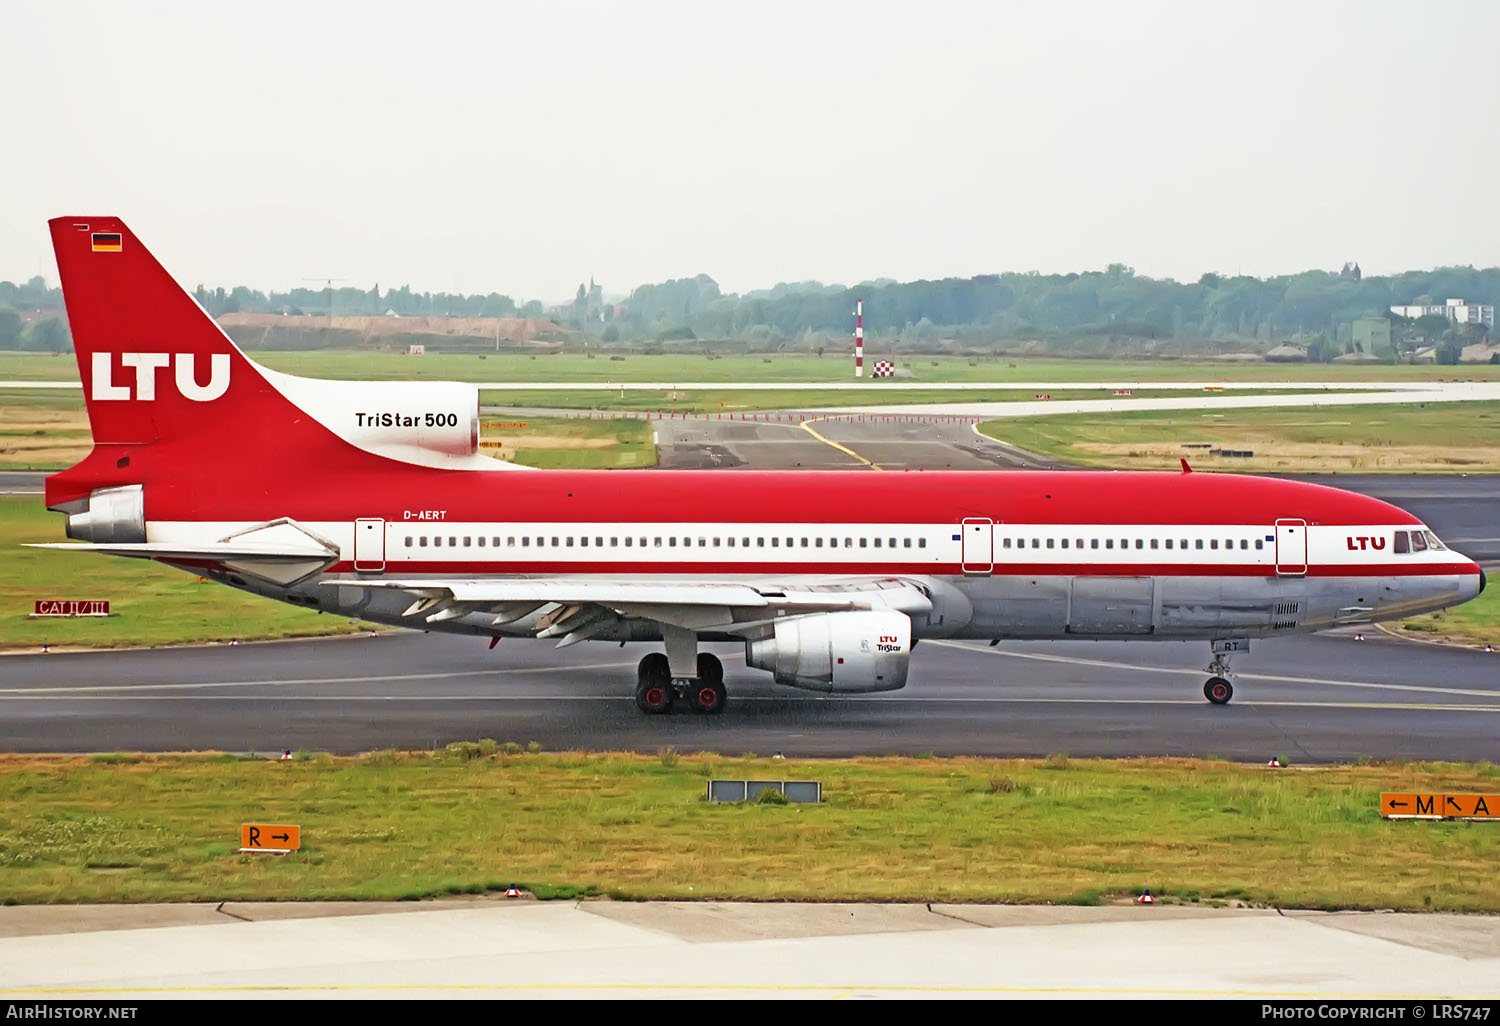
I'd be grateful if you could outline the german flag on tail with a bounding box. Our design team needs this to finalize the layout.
[90,232,122,253]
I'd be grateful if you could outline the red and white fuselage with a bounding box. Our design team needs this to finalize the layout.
[39,217,1486,707]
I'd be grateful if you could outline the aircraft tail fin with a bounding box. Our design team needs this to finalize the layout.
[48,216,286,448]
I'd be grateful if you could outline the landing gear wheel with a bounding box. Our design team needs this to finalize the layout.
[686,654,727,715]
[687,653,726,714]
[636,679,674,714]
[636,653,673,714]
[1204,676,1234,705]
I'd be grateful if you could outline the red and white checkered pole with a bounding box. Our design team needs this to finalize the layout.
[854,298,864,378]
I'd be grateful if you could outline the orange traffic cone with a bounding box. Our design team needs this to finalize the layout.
[1136,890,1156,904]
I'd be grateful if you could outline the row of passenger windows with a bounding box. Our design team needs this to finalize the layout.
[1002,536,1266,552]
[404,534,930,550]
[399,532,1272,553]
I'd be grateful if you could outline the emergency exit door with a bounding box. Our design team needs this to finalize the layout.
[354,518,385,572]
[961,517,993,575]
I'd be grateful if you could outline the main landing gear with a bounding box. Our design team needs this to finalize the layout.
[635,652,726,715]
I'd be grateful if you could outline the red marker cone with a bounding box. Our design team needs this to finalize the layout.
[1353,632,1364,642]
[505,884,521,898]
[1486,643,1494,653]
[1136,890,1156,904]
[40,644,49,654]
[1267,758,1282,768]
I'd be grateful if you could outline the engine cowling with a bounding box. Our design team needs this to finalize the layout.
[64,484,146,543]
[745,610,911,693]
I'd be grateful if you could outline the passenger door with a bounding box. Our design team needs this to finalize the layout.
[1274,519,1307,577]
[354,518,386,573]
[961,518,993,575]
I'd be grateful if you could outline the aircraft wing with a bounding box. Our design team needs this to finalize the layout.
[337,576,934,644]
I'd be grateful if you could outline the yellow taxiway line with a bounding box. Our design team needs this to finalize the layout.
[799,417,882,471]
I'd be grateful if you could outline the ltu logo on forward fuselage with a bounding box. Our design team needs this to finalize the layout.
[90,352,230,402]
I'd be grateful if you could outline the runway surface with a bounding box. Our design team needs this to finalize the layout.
[0,471,45,495]
[3,628,1497,761]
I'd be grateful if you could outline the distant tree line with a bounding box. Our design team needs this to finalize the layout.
[190,283,545,320]
[3,262,1495,357]
[622,264,1497,353]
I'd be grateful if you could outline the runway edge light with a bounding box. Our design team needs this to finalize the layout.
[1137,890,1156,904]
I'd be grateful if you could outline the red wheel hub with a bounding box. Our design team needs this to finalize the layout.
[645,686,667,708]
[696,688,719,709]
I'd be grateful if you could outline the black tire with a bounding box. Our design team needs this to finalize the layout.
[1204,676,1233,705]
[636,654,673,714]
[638,653,670,685]
[696,653,724,687]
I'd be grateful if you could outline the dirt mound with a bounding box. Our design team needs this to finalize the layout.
[218,313,576,344]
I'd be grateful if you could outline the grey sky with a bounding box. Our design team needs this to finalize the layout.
[5,0,1498,301]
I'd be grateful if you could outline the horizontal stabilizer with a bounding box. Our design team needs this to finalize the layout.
[28,540,335,560]
[29,520,340,587]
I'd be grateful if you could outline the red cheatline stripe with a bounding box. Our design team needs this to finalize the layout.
[281,559,1479,578]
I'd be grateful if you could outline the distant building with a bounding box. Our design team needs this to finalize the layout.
[1351,317,1393,357]
[1339,261,1362,281]
[1389,298,1494,328]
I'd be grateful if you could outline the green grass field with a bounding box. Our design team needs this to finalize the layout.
[5,349,1498,384]
[2,751,1497,909]
[980,402,1500,473]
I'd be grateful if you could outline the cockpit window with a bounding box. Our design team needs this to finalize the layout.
[1425,531,1446,551]
[1411,531,1428,552]
[1394,531,1410,554]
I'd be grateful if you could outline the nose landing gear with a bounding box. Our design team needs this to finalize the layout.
[1203,642,1243,705]
[1204,676,1233,705]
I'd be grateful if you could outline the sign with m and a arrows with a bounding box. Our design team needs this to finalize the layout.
[239,823,302,853]
[1380,793,1498,820]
